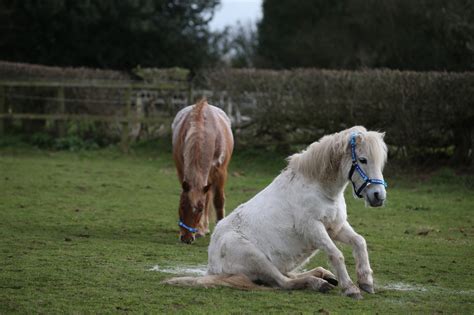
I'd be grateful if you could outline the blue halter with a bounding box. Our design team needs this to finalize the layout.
[178,220,198,234]
[349,133,387,198]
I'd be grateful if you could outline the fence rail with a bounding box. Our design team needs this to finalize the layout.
[0,79,191,152]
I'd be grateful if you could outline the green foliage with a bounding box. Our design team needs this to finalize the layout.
[0,147,473,313]
[258,0,474,70]
[53,136,100,151]
[30,133,54,148]
[0,0,220,69]
[29,133,101,151]
[28,120,110,151]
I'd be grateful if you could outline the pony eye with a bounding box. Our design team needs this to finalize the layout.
[359,158,368,164]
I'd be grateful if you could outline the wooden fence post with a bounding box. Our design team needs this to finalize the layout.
[0,86,5,136]
[121,88,132,153]
[57,86,66,137]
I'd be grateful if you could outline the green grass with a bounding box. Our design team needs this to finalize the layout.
[0,144,473,314]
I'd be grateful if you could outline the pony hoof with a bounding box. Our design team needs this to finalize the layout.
[347,292,363,300]
[343,286,362,299]
[323,275,338,287]
[358,282,374,294]
[319,281,334,293]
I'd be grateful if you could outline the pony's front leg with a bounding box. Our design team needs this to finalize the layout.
[309,221,362,299]
[333,221,374,293]
[197,191,212,237]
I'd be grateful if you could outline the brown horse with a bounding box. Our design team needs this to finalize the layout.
[172,99,234,244]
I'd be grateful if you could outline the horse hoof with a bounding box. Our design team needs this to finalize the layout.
[347,292,363,300]
[358,282,374,294]
[318,281,334,293]
[323,275,338,287]
[343,286,363,299]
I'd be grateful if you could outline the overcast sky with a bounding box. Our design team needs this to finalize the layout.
[209,0,263,31]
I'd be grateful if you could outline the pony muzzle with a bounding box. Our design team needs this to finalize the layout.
[365,185,386,207]
[180,233,195,244]
[178,220,198,244]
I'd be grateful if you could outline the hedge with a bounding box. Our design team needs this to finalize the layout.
[198,68,473,164]
[1,62,472,164]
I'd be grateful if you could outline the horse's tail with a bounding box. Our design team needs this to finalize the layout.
[162,274,270,291]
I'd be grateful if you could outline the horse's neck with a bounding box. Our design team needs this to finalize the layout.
[285,168,347,201]
[320,177,349,200]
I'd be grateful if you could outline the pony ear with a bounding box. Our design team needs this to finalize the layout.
[203,183,211,193]
[182,181,190,192]
[354,133,363,145]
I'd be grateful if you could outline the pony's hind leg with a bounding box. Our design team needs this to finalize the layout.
[253,258,333,292]
[217,236,334,293]
[288,267,338,286]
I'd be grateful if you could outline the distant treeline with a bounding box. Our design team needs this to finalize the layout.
[0,0,220,69]
[257,0,474,71]
[0,0,472,71]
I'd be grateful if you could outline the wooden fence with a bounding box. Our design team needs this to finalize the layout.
[0,79,191,152]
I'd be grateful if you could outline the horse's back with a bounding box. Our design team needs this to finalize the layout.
[172,103,233,184]
[172,103,233,148]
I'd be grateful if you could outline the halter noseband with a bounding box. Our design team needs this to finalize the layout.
[348,133,387,198]
[178,220,198,234]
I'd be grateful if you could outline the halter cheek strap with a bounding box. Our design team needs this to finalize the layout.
[349,133,388,198]
[178,220,198,234]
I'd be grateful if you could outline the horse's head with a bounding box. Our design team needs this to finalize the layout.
[178,180,211,244]
[346,131,388,207]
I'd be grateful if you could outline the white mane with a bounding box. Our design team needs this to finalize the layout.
[288,126,387,182]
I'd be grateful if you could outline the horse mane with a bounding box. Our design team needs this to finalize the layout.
[183,98,214,186]
[288,126,387,182]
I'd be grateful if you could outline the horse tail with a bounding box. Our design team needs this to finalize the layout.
[162,274,271,291]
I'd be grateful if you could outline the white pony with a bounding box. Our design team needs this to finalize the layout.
[165,126,388,299]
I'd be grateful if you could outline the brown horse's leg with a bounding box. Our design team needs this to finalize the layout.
[197,191,212,237]
[213,171,227,222]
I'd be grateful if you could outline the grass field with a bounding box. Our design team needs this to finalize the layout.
[1,143,473,314]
